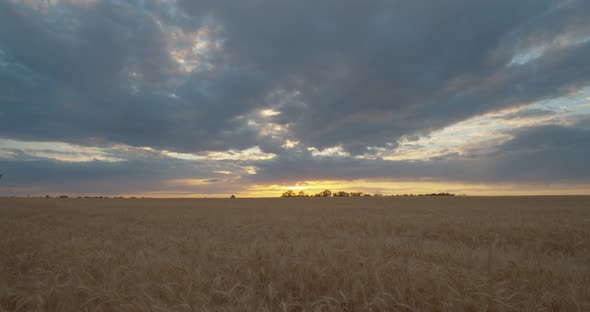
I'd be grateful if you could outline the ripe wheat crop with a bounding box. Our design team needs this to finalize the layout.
[1,196,589,311]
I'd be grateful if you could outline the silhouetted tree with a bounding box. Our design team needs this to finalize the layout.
[297,191,309,197]
[281,190,297,197]
[333,191,350,197]
[276,189,457,198]
[424,192,455,196]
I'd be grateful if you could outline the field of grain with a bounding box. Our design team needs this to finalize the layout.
[0,197,589,311]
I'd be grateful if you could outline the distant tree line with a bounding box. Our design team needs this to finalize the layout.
[42,195,147,199]
[421,192,456,196]
[280,190,458,197]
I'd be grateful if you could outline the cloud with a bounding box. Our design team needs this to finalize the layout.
[498,108,558,120]
[0,155,253,196]
[2,0,590,154]
[178,0,590,153]
[1,119,588,196]
[250,120,590,185]
[0,140,256,196]
[0,1,261,152]
[1,0,590,195]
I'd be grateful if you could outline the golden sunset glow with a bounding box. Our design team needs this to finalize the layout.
[238,180,590,198]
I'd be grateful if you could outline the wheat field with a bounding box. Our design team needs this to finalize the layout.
[0,196,589,311]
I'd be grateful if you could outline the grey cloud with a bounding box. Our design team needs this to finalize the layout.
[250,121,590,185]
[0,1,262,152]
[2,0,589,154]
[0,151,252,196]
[499,123,590,153]
[2,0,590,191]
[179,0,590,152]
[1,121,587,196]
[498,108,558,120]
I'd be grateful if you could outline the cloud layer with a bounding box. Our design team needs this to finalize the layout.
[1,0,590,195]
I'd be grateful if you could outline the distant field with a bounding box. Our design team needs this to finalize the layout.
[1,197,589,311]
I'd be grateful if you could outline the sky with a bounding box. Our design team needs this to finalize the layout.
[1,0,590,197]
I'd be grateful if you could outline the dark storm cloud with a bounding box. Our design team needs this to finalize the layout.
[2,0,590,153]
[179,0,590,153]
[0,1,261,152]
